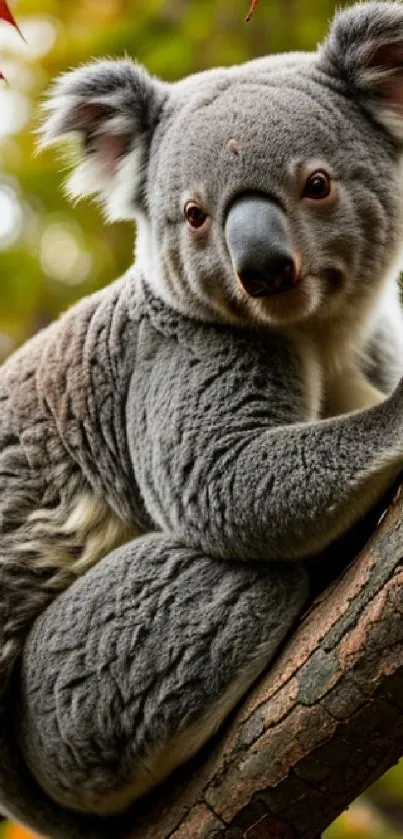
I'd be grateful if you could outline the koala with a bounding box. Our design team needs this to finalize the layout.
[2,3,403,837]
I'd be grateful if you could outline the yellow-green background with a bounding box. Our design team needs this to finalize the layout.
[0,0,402,836]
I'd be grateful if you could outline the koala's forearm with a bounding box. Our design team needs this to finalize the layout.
[129,314,403,561]
[136,390,403,561]
[215,402,401,559]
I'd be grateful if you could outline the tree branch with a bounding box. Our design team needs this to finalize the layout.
[245,0,261,23]
[120,484,403,839]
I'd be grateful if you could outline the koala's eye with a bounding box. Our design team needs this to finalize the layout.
[184,201,208,229]
[302,170,331,200]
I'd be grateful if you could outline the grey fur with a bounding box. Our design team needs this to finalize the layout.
[2,3,403,836]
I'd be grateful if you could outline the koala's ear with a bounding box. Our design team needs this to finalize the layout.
[39,59,168,220]
[321,2,403,142]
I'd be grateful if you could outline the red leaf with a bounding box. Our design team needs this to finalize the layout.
[0,1,24,80]
[0,1,24,40]
[245,0,261,22]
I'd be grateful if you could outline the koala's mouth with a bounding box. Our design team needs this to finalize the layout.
[237,265,302,298]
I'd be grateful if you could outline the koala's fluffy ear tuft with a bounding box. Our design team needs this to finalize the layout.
[39,59,168,220]
[321,2,403,142]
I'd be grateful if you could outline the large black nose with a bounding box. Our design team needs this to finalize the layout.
[225,194,299,298]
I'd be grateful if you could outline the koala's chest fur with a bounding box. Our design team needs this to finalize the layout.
[19,492,139,587]
[291,315,385,421]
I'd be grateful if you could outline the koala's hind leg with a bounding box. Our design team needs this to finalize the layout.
[16,533,308,819]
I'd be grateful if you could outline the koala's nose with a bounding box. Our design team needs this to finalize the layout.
[225,194,299,297]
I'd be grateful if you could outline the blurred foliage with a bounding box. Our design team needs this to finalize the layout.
[1,0,403,837]
[326,763,403,839]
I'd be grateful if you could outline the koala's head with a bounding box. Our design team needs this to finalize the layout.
[41,2,403,329]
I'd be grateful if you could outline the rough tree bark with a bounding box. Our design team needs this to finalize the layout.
[114,482,403,839]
